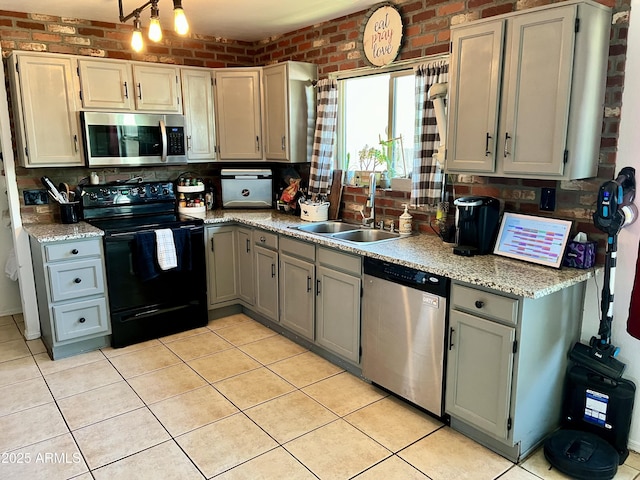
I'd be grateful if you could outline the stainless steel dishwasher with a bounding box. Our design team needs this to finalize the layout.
[362,257,449,416]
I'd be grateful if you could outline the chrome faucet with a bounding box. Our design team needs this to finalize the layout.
[361,172,376,227]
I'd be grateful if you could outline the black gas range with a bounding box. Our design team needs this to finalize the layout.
[81,181,208,348]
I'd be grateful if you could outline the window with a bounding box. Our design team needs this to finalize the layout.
[338,70,415,178]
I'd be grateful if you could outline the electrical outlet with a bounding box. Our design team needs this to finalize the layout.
[23,189,49,205]
[540,187,556,211]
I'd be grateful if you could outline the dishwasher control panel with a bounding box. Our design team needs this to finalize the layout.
[363,257,449,296]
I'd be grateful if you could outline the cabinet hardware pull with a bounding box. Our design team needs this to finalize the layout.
[71,249,79,255]
[449,327,455,350]
[123,81,129,99]
[74,278,82,284]
[137,82,142,100]
[504,132,511,157]
[485,132,492,156]
[246,238,250,253]
[306,276,311,293]
[256,136,260,151]
[316,279,321,296]
[186,135,192,151]
[260,236,266,242]
[73,135,78,153]
[271,263,276,278]
[78,317,86,323]
[210,238,214,252]
[281,135,286,150]
[475,300,484,309]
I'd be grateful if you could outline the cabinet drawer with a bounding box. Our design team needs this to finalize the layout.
[318,247,361,276]
[45,239,102,262]
[254,230,278,250]
[451,283,519,325]
[279,236,315,261]
[52,297,110,342]
[48,259,105,302]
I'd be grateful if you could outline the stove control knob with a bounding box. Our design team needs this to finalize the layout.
[150,186,158,195]
[162,188,169,196]
[89,193,98,200]
[138,186,146,195]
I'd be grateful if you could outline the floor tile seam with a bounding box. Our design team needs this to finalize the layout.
[133,380,209,407]
[169,343,238,363]
[237,346,310,366]
[157,328,221,345]
[0,393,55,420]
[0,352,34,367]
[263,362,345,389]
[499,464,545,479]
[345,453,413,480]
[99,342,163,359]
[35,351,109,377]
[201,444,285,479]
[45,374,124,401]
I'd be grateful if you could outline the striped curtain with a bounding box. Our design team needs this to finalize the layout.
[308,79,338,195]
[411,60,449,207]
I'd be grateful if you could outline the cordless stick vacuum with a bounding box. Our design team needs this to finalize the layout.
[569,167,637,379]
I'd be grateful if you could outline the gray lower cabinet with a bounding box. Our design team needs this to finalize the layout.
[206,225,238,306]
[30,236,111,359]
[279,237,315,341]
[236,226,255,305]
[445,280,585,462]
[315,247,361,364]
[254,230,279,321]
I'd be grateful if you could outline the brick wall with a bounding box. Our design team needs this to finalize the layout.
[0,0,632,262]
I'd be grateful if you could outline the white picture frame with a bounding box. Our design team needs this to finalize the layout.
[493,213,573,269]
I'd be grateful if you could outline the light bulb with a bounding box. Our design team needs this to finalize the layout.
[174,7,189,35]
[131,29,144,52]
[148,17,162,42]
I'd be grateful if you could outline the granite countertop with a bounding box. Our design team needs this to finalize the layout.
[24,209,595,299]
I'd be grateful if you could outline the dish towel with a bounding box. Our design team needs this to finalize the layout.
[628,240,640,340]
[155,229,178,271]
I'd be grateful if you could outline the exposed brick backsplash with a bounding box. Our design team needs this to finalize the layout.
[0,0,631,264]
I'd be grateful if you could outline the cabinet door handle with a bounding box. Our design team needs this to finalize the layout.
[71,249,79,255]
[246,238,250,253]
[306,276,311,293]
[449,327,455,350]
[281,135,286,150]
[73,134,78,153]
[123,81,129,99]
[504,132,511,157]
[210,237,214,252]
[137,82,142,100]
[74,278,82,284]
[316,279,321,296]
[475,300,484,309]
[256,136,260,152]
[78,317,86,324]
[271,263,276,278]
[485,132,492,156]
[186,135,192,151]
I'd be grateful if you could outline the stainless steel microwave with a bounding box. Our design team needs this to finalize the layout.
[80,112,187,167]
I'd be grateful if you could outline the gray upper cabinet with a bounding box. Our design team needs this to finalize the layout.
[214,68,263,160]
[181,68,217,162]
[263,62,318,163]
[446,1,610,180]
[8,52,83,167]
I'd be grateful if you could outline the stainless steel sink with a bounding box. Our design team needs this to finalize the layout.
[331,229,401,243]
[295,221,361,234]
[294,221,403,244]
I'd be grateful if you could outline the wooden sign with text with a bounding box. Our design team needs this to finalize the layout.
[361,4,403,67]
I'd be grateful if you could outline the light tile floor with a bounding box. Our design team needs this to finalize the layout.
[0,312,639,479]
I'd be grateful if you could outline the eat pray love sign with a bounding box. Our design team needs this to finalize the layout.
[361,4,403,67]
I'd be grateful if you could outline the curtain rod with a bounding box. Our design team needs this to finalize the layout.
[328,53,450,81]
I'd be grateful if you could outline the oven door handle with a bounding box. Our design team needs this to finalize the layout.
[106,225,203,240]
[159,118,168,163]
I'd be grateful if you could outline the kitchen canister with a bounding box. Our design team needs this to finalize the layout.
[299,199,330,222]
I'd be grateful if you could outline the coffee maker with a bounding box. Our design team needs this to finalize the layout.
[453,196,501,256]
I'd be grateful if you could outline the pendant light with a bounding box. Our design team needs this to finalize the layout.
[148,1,162,42]
[173,0,189,35]
[131,14,144,52]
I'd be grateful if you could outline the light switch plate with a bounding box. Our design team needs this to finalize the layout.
[540,188,556,211]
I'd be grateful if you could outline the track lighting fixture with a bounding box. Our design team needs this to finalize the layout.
[118,0,189,51]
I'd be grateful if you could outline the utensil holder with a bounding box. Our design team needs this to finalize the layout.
[60,202,80,224]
